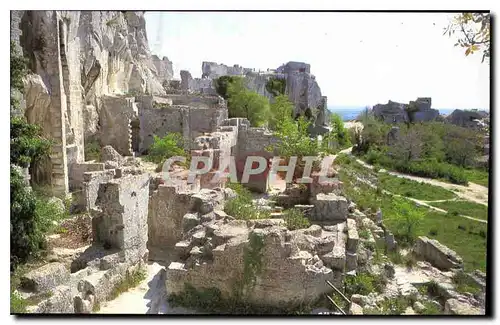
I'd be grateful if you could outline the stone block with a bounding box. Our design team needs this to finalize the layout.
[312,193,348,221]
[20,263,70,293]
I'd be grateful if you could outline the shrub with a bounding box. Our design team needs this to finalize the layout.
[283,208,310,230]
[265,77,286,97]
[268,95,294,131]
[10,168,45,269]
[344,272,386,296]
[224,183,270,220]
[144,133,187,165]
[388,198,424,245]
[84,139,101,161]
[452,272,482,295]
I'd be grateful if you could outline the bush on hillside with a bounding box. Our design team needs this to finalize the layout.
[145,133,187,166]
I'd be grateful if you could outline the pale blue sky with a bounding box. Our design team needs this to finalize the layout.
[145,12,490,109]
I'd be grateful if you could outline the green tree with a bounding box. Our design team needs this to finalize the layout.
[444,13,490,63]
[227,81,270,126]
[389,198,424,244]
[444,126,481,167]
[214,75,240,99]
[268,94,294,131]
[329,113,351,148]
[265,77,286,97]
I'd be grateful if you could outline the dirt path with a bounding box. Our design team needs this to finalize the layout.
[333,149,487,224]
[339,147,489,206]
[97,262,198,314]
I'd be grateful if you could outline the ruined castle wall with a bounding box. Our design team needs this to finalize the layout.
[92,173,150,263]
[81,169,116,212]
[138,104,228,153]
[99,96,137,156]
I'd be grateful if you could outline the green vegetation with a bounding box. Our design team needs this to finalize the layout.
[106,267,146,302]
[268,94,294,131]
[283,208,310,230]
[378,295,415,315]
[325,113,351,151]
[84,139,102,161]
[344,272,386,296]
[214,76,271,126]
[10,119,52,269]
[224,183,270,220]
[144,133,188,167]
[236,232,265,299]
[265,77,286,97]
[445,13,490,63]
[378,173,456,201]
[337,159,487,271]
[430,200,488,220]
[452,272,482,295]
[464,168,489,187]
[353,115,487,186]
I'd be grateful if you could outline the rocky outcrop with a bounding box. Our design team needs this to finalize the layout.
[152,55,173,84]
[414,236,463,270]
[373,98,439,123]
[445,109,489,129]
[166,218,345,311]
[194,61,327,121]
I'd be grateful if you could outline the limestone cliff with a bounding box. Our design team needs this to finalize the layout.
[191,61,328,125]
[13,10,165,194]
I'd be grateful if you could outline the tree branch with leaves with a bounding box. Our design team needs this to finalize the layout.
[444,13,490,63]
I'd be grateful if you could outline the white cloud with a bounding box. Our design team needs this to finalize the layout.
[145,12,489,109]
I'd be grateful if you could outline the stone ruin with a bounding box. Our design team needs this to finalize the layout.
[11,10,486,315]
[372,98,439,124]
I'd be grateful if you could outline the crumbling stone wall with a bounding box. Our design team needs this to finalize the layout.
[166,219,345,310]
[92,173,150,263]
[99,96,138,156]
[138,103,228,153]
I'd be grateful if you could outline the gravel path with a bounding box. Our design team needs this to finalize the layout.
[97,262,198,314]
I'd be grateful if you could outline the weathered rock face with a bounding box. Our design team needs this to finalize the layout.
[445,109,490,129]
[196,61,326,119]
[152,55,173,84]
[14,10,165,196]
[372,98,439,124]
[77,11,165,100]
[414,236,463,270]
[20,262,71,293]
[166,219,345,310]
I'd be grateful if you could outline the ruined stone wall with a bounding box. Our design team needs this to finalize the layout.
[99,96,138,156]
[138,103,228,153]
[92,173,150,263]
[166,221,345,309]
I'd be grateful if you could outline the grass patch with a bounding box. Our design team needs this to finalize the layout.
[84,139,101,162]
[224,183,270,220]
[338,163,487,272]
[106,267,146,302]
[283,208,310,230]
[378,173,456,201]
[452,272,482,295]
[464,168,489,187]
[421,300,442,315]
[358,228,370,240]
[344,272,387,296]
[429,200,488,220]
